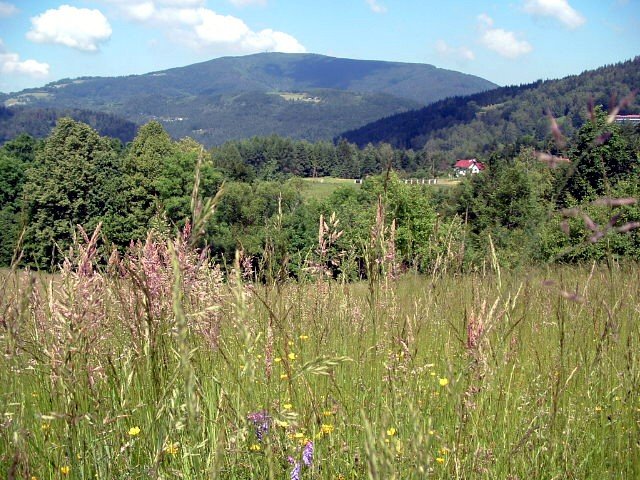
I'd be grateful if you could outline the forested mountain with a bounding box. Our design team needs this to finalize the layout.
[0,106,137,144]
[2,53,495,146]
[341,57,640,167]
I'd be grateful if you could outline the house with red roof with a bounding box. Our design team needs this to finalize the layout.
[454,158,485,177]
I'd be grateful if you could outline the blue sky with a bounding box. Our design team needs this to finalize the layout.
[1,0,638,93]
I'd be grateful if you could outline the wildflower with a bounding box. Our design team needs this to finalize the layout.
[294,432,304,439]
[280,373,289,380]
[60,466,70,475]
[439,447,450,455]
[428,430,435,435]
[283,403,293,410]
[288,457,301,480]
[275,357,282,363]
[439,378,449,387]
[247,411,270,441]
[323,410,333,417]
[164,442,179,456]
[128,426,141,436]
[288,341,294,346]
[386,427,396,436]
[436,457,445,464]
[288,352,297,361]
[41,423,50,432]
[302,440,314,466]
[299,335,309,340]
[595,406,602,412]
[321,424,334,435]
[249,443,261,451]
[275,420,289,428]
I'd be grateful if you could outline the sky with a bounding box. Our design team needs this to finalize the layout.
[0,0,638,93]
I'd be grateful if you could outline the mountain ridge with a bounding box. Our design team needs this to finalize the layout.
[340,57,640,165]
[2,52,497,146]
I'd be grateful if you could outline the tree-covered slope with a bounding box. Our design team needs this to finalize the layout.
[0,106,137,144]
[341,57,640,165]
[2,53,496,146]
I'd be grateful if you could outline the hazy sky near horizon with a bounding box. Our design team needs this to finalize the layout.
[0,0,638,93]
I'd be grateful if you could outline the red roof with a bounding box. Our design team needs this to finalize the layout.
[454,159,485,170]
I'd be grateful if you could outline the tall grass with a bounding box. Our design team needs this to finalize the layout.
[1,220,638,478]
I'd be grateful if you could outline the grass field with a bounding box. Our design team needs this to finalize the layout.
[299,177,361,200]
[1,228,639,479]
[298,177,459,201]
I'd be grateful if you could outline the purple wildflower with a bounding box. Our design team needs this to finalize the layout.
[290,461,301,480]
[302,441,314,467]
[247,411,270,441]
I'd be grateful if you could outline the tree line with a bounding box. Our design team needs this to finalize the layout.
[1,111,638,275]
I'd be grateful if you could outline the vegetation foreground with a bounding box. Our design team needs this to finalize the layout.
[1,224,638,479]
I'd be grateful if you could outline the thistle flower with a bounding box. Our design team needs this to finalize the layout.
[302,441,314,467]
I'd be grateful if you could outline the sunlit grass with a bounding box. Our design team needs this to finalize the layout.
[1,245,639,478]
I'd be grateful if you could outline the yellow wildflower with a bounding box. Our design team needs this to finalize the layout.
[439,378,449,387]
[288,340,294,346]
[428,430,435,435]
[595,406,602,412]
[275,420,289,428]
[294,432,304,439]
[435,457,445,464]
[280,373,289,380]
[164,442,179,456]
[41,423,50,432]
[60,466,70,475]
[288,352,297,361]
[439,447,450,455]
[321,424,334,435]
[323,410,333,417]
[274,357,282,363]
[128,426,141,436]
[299,335,309,340]
[249,444,261,451]
[283,403,293,410]
[386,427,396,436]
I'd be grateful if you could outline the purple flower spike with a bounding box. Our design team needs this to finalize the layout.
[302,441,314,467]
[290,461,301,480]
[247,411,270,441]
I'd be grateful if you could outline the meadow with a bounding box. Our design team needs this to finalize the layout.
[1,223,638,479]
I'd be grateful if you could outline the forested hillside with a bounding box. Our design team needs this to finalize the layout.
[2,53,495,146]
[0,106,137,144]
[342,57,640,167]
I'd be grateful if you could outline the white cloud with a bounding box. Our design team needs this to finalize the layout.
[436,40,475,61]
[523,0,585,29]
[365,0,387,14]
[0,2,18,17]
[0,39,50,77]
[27,5,112,52]
[478,14,532,59]
[100,1,305,54]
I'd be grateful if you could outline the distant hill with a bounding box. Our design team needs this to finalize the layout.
[2,53,496,146]
[0,106,137,144]
[341,57,640,166]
